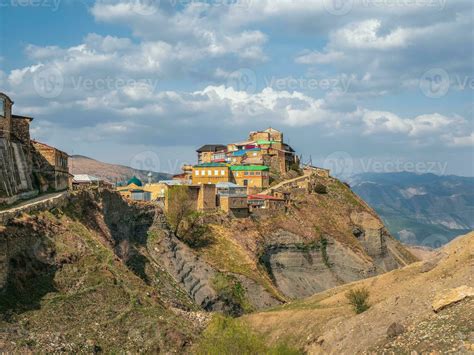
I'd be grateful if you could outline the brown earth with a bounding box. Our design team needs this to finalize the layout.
[242,231,474,354]
[70,155,170,183]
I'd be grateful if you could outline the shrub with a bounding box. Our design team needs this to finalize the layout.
[346,287,370,314]
[314,183,328,194]
[165,186,213,248]
[212,273,253,315]
[195,315,302,355]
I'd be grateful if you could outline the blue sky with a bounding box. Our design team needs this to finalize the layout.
[0,0,473,176]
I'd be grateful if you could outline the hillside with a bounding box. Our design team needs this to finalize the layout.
[350,172,474,246]
[70,155,171,183]
[0,175,418,352]
[242,231,474,354]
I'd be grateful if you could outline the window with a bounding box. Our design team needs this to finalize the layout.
[244,172,249,176]
[214,170,219,176]
[207,170,212,176]
[250,172,255,176]
[256,171,261,176]
[221,170,225,176]
[0,97,4,118]
[195,170,199,176]
[253,152,257,156]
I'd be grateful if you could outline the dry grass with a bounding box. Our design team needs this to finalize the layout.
[242,232,474,353]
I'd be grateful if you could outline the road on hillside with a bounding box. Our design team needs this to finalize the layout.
[0,191,67,215]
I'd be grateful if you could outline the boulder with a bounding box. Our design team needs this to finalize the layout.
[387,322,405,338]
[432,285,474,312]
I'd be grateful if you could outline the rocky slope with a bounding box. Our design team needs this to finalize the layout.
[242,231,474,354]
[0,175,417,352]
[70,155,171,183]
[350,172,474,246]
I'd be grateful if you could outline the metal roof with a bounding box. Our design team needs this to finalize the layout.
[216,182,241,188]
[158,180,186,186]
[127,176,143,187]
[194,162,229,168]
[196,144,226,152]
[230,165,269,171]
[231,148,261,157]
[73,174,101,183]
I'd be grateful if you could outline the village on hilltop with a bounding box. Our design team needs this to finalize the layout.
[1,91,330,217]
[114,128,330,216]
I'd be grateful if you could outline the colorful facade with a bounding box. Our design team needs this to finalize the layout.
[230,165,270,188]
[192,163,231,185]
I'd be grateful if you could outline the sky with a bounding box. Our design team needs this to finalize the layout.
[0,0,473,176]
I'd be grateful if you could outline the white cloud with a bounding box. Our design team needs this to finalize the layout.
[445,133,474,147]
[295,50,344,64]
[331,19,409,50]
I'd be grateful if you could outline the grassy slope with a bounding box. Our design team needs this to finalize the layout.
[196,176,415,286]
[240,231,474,353]
[0,211,198,353]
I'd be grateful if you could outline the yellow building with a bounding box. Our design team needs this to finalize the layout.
[192,163,231,185]
[230,165,269,188]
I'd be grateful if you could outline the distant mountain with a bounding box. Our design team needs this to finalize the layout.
[349,172,474,247]
[70,155,171,184]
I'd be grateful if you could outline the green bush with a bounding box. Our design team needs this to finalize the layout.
[313,183,327,194]
[346,287,370,314]
[195,315,302,355]
[212,273,253,315]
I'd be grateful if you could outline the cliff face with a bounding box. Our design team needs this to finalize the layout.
[242,231,474,354]
[0,179,416,352]
[205,174,417,300]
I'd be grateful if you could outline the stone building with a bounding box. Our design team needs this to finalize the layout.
[196,144,226,164]
[0,92,70,205]
[32,140,70,192]
[0,93,35,204]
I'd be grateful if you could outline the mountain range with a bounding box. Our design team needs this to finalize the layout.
[69,155,171,184]
[349,172,474,246]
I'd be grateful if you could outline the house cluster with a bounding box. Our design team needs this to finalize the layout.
[0,92,71,206]
[117,128,301,217]
[191,127,298,189]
